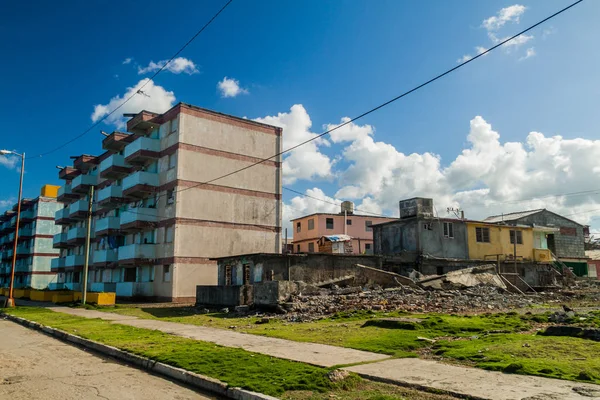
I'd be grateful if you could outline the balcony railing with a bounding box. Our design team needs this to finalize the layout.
[122,171,159,198]
[71,174,97,193]
[67,226,90,245]
[97,185,125,207]
[18,227,34,238]
[124,137,160,165]
[120,207,157,230]
[115,281,154,297]
[65,254,85,268]
[93,249,118,266]
[117,243,155,264]
[95,216,120,236]
[57,183,80,202]
[68,200,96,219]
[53,232,68,248]
[55,208,72,225]
[20,209,34,221]
[51,257,66,270]
[99,154,132,179]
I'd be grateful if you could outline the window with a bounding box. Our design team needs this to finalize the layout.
[475,227,490,243]
[296,244,300,253]
[167,189,175,205]
[164,226,174,243]
[326,218,334,230]
[163,265,171,282]
[308,242,315,252]
[308,219,315,230]
[510,230,523,245]
[168,153,177,170]
[171,118,179,134]
[243,264,250,285]
[346,219,352,225]
[73,271,81,283]
[224,265,232,285]
[124,267,137,282]
[365,221,373,232]
[365,243,371,250]
[443,222,454,238]
[423,223,432,231]
[296,222,301,233]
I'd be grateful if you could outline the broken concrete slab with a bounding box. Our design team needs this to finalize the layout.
[420,265,507,291]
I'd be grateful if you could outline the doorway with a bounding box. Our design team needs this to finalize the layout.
[547,234,556,254]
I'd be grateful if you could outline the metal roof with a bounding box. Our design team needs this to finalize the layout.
[483,209,544,223]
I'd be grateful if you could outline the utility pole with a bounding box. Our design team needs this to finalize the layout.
[513,228,518,275]
[2,150,24,308]
[81,185,94,305]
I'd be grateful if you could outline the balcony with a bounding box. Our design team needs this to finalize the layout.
[51,257,66,271]
[115,281,154,298]
[93,249,118,267]
[16,247,30,258]
[117,243,156,265]
[71,174,97,194]
[95,216,120,236]
[57,184,80,202]
[120,207,157,231]
[53,232,68,249]
[67,226,90,246]
[97,185,125,208]
[55,208,73,225]
[126,110,160,135]
[68,199,96,220]
[124,137,160,165]
[91,282,117,293]
[2,249,13,261]
[18,227,34,239]
[58,166,80,181]
[20,209,34,221]
[65,254,85,268]
[100,154,132,179]
[122,171,159,198]
[102,131,134,151]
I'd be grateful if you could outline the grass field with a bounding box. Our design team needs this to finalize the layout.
[102,305,600,384]
[2,307,457,400]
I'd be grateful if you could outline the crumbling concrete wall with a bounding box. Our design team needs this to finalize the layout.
[196,285,253,306]
[254,281,298,306]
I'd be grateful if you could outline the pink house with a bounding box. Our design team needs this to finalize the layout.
[291,207,395,254]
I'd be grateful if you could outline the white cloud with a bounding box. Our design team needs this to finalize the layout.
[217,77,249,98]
[0,155,19,171]
[283,111,600,230]
[122,57,133,65]
[137,57,199,75]
[456,46,488,64]
[482,5,526,31]
[489,32,534,52]
[91,79,176,129]
[254,105,332,184]
[519,47,536,61]
[0,198,14,210]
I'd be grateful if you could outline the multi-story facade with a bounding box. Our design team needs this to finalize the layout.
[291,203,394,254]
[53,103,282,301]
[0,185,62,289]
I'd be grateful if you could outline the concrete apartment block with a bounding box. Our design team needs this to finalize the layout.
[0,185,62,289]
[53,103,282,301]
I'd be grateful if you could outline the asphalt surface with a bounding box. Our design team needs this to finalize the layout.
[0,318,220,400]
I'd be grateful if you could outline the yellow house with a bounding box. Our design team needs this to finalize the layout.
[465,221,550,262]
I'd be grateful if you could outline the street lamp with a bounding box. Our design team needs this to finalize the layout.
[1,150,25,308]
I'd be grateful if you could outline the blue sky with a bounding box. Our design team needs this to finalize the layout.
[1,0,599,232]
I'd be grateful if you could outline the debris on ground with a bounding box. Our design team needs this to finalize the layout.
[327,369,350,382]
[419,265,507,291]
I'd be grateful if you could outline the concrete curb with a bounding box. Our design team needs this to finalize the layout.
[3,314,279,400]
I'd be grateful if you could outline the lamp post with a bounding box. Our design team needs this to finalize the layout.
[1,150,25,308]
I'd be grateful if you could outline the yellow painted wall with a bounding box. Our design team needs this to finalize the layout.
[40,184,60,198]
[466,222,535,261]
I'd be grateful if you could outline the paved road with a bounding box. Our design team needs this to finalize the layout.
[0,319,219,400]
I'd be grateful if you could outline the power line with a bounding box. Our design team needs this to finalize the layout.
[121,0,584,217]
[282,187,390,217]
[26,0,233,160]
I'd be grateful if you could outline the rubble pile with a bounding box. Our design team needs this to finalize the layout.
[279,284,538,321]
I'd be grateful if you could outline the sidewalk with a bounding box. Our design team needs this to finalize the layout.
[16,303,600,400]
